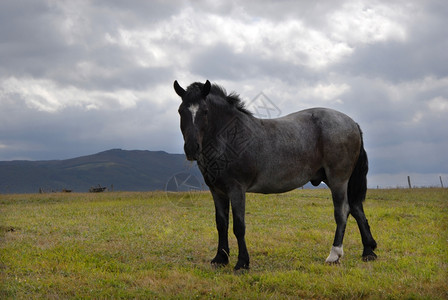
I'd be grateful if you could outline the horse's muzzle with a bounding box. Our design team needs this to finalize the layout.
[184,142,200,161]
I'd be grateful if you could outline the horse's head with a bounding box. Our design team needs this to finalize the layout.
[174,80,211,161]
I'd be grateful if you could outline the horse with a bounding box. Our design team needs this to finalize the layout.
[173,80,377,270]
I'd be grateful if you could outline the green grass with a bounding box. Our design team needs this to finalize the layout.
[1,189,447,299]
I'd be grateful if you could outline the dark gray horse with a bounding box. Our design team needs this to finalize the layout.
[174,80,377,270]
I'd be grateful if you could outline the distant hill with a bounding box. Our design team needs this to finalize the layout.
[0,149,204,194]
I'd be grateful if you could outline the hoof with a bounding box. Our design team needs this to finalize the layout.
[211,250,229,268]
[234,261,250,272]
[211,258,228,268]
[362,247,377,262]
[211,257,228,268]
[326,246,343,264]
[326,259,341,265]
[362,253,377,262]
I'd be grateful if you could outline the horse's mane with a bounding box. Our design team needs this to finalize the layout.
[186,82,253,116]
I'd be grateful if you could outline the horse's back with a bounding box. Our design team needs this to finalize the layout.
[286,107,357,129]
[284,107,360,147]
[246,107,361,193]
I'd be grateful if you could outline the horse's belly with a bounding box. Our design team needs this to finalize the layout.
[247,173,310,194]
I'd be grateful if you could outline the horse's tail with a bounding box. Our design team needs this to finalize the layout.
[348,125,368,204]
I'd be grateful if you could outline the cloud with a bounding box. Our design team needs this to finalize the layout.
[0,0,446,187]
[428,96,448,113]
[0,76,143,112]
[328,1,409,44]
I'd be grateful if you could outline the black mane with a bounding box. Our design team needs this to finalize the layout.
[185,82,252,116]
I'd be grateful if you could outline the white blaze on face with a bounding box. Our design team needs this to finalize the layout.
[188,104,199,124]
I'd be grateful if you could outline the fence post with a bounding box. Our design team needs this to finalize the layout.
[440,176,444,188]
[407,176,412,189]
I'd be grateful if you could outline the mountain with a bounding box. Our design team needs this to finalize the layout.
[0,149,204,194]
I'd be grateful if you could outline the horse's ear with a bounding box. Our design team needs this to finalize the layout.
[174,80,186,98]
[202,80,211,98]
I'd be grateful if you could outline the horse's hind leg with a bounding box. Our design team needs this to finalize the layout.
[326,183,350,264]
[349,201,377,261]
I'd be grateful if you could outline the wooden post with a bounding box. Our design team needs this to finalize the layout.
[440,176,444,188]
[407,176,412,189]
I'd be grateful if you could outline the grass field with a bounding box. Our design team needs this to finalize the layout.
[1,188,447,299]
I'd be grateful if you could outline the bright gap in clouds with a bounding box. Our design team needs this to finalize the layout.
[1,77,143,112]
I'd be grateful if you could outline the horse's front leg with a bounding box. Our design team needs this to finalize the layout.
[211,190,230,267]
[229,186,249,271]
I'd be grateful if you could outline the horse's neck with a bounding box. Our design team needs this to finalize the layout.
[211,104,252,131]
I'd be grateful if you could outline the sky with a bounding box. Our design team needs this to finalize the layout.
[0,0,447,188]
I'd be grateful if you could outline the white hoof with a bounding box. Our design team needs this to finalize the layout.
[326,246,344,263]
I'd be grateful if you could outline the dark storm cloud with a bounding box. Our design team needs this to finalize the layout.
[190,43,322,85]
[0,1,177,88]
